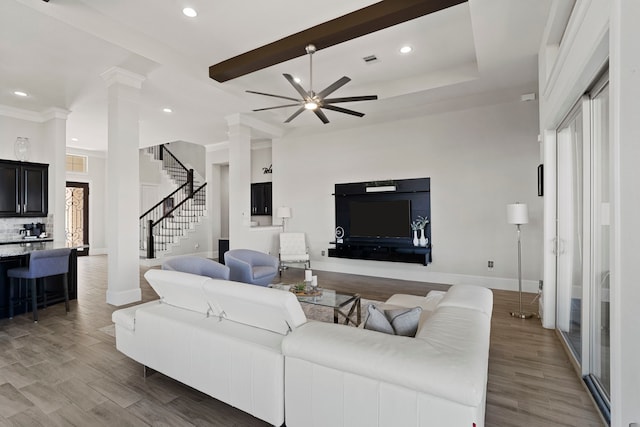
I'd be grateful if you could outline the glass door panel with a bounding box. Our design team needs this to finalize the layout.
[556,107,584,362]
[65,182,89,256]
[590,81,610,399]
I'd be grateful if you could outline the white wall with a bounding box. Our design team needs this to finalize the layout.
[0,116,46,162]
[251,145,272,183]
[272,99,542,291]
[66,148,107,254]
[164,141,206,178]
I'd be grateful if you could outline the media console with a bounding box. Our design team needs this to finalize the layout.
[328,242,431,266]
[329,178,431,266]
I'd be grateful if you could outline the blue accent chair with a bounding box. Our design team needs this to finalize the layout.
[162,256,230,280]
[224,249,279,287]
[7,248,71,322]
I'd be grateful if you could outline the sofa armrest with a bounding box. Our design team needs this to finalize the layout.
[283,309,490,407]
[112,300,161,331]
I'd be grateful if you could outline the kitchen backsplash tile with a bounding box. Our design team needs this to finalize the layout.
[0,214,53,240]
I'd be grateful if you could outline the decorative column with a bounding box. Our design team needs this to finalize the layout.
[101,67,145,306]
[41,108,69,244]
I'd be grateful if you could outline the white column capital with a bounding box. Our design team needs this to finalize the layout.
[225,113,283,138]
[41,107,71,121]
[100,66,146,89]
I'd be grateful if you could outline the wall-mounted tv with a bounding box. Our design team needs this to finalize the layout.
[349,200,411,239]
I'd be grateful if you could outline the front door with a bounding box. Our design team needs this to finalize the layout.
[65,182,89,256]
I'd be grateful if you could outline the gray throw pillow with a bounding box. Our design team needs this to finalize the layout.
[363,304,394,335]
[385,307,423,337]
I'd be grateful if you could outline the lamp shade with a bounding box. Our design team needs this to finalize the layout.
[277,206,291,219]
[507,203,529,225]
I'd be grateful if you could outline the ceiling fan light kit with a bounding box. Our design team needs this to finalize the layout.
[247,44,378,124]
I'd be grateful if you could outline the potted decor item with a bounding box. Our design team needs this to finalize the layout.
[411,216,430,247]
[411,219,420,246]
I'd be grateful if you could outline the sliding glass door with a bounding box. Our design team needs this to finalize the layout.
[555,72,610,417]
[556,102,585,362]
[589,79,610,401]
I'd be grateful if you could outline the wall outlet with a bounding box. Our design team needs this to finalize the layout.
[321,250,326,256]
[487,260,494,269]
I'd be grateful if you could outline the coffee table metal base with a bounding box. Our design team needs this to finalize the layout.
[333,295,361,326]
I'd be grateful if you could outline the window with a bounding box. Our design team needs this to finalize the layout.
[66,154,87,173]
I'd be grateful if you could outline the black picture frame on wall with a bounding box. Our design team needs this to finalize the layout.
[537,164,544,197]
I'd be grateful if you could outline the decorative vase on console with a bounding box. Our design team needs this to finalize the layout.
[419,229,428,247]
[411,216,430,247]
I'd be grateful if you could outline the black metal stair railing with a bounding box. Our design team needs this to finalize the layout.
[146,144,194,186]
[140,143,206,258]
[140,183,207,258]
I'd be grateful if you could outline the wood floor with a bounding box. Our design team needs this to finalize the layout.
[0,255,604,426]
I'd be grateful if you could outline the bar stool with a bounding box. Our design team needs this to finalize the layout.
[7,248,71,323]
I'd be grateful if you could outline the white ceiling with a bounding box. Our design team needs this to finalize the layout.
[0,0,558,152]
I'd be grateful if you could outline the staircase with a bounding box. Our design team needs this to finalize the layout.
[140,144,207,259]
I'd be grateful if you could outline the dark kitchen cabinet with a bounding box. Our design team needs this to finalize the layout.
[250,182,272,216]
[0,160,48,217]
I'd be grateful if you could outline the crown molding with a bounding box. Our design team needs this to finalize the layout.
[0,105,70,122]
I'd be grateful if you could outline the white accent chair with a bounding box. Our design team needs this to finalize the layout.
[279,232,310,275]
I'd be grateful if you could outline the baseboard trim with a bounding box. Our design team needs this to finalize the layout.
[106,287,142,306]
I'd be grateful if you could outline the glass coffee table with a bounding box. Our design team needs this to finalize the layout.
[272,284,361,326]
[297,289,361,326]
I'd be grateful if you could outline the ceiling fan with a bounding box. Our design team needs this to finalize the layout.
[247,44,378,124]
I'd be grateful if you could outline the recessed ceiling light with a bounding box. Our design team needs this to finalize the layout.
[163,108,173,113]
[293,77,302,84]
[182,7,197,17]
[400,45,413,54]
[71,137,79,142]
[14,91,28,97]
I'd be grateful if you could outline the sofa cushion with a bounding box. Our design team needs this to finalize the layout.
[283,309,491,407]
[202,279,306,335]
[363,304,394,334]
[112,300,161,331]
[144,270,211,315]
[438,284,493,317]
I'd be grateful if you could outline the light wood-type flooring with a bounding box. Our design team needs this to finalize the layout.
[0,255,604,426]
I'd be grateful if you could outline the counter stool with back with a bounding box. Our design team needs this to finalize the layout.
[7,248,71,322]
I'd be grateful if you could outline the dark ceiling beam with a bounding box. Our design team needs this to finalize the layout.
[209,0,467,83]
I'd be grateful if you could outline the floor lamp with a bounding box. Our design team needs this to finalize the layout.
[507,203,532,319]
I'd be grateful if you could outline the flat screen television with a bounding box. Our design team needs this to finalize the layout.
[349,200,411,239]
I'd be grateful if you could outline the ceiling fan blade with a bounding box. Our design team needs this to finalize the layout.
[246,90,300,102]
[323,95,378,104]
[322,104,365,117]
[284,106,306,123]
[314,109,330,124]
[283,74,310,100]
[253,103,301,112]
[316,76,351,99]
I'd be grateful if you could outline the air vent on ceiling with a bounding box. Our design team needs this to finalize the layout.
[363,55,379,64]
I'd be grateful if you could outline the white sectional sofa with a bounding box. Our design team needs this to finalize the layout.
[112,270,493,427]
[283,285,493,427]
[112,269,306,426]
